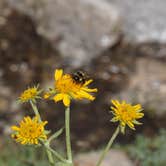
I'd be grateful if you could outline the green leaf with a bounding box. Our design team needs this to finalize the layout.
[44,130,51,135]
[48,127,64,142]
[133,120,142,125]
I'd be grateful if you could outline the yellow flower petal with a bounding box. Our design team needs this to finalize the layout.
[84,79,93,86]
[127,121,135,130]
[44,92,51,99]
[53,93,64,102]
[111,100,120,108]
[63,95,71,107]
[133,104,142,110]
[77,90,95,100]
[55,69,63,81]
[137,113,144,118]
[82,87,98,92]
[11,126,20,131]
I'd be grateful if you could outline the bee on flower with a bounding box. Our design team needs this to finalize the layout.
[11,116,48,145]
[18,85,42,103]
[110,100,144,133]
[44,69,98,107]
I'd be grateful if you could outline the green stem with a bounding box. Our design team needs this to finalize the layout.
[45,144,68,163]
[65,106,73,165]
[46,148,54,166]
[96,126,120,166]
[30,100,42,122]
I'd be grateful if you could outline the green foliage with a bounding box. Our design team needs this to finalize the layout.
[56,162,71,166]
[0,140,48,166]
[127,129,166,166]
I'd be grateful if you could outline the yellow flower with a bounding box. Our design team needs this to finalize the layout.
[19,85,41,103]
[110,100,144,133]
[11,116,48,145]
[44,69,97,107]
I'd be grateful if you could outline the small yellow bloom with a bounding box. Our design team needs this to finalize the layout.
[110,100,144,133]
[19,85,41,103]
[11,116,47,145]
[44,69,97,106]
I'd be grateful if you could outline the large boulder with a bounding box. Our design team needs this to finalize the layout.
[6,0,121,67]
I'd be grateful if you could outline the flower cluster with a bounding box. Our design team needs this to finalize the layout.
[10,68,144,166]
[11,69,98,145]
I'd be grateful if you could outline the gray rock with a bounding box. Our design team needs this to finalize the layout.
[74,150,133,166]
[108,0,166,43]
[6,0,121,67]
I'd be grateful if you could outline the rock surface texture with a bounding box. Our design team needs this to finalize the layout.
[6,0,121,67]
[109,0,166,43]
[74,150,133,166]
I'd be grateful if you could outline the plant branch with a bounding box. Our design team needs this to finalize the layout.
[65,106,73,165]
[96,126,120,166]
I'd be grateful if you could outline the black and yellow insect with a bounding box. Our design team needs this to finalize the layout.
[71,71,88,85]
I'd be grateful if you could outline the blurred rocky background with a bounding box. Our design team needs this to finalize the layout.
[0,0,166,165]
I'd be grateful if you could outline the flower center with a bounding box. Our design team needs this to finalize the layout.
[21,88,37,100]
[55,74,81,93]
[20,123,42,139]
[120,106,137,122]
